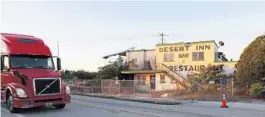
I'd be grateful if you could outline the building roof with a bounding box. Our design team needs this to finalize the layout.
[121,70,164,74]
[102,49,155,59]
[103,40,220,59]
[102,50,128,59]
[156,40,219,47]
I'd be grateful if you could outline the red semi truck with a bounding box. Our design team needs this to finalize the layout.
[0,33,71,113]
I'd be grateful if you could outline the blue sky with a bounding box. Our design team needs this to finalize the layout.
[1,1,265,71]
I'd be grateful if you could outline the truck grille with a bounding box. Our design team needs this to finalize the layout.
[34,78,61,95]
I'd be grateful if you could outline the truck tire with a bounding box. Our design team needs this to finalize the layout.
[6,94,19,113]
[54,104,65,109]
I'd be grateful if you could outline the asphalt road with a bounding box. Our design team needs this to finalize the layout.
[1,95,265,117]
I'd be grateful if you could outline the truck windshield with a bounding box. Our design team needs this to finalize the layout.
[10,55,55,69]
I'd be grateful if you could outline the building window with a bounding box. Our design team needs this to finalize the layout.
[137,75,141,85]
[198,52,204,60]
[132,59,137,67]
[141,75,146,85]
[160,75,165,83]
[137,75,146,85]
[192,52,204,61]
[132,59,137,64]
[192,52,197,60]
[164,53,174,62]
[171,79,176,84]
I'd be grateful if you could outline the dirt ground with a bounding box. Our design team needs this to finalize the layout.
[150,89,253,101]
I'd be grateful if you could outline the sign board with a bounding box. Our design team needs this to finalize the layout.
[209,80,215,84]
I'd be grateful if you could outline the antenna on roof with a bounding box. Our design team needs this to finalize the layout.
[129,46,135,51]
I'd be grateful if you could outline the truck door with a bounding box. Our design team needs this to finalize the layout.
[1,55,12,101]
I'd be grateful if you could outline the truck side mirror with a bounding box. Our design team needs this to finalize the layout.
[57,57,61,71]
[1,56,3,71]
[1,56,10,72]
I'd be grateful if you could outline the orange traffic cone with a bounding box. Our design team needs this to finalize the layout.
[220,94,228,108]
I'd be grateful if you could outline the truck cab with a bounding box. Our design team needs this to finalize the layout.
[1,33,71,113]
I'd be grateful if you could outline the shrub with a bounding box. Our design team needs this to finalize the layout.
[250,83,265,98]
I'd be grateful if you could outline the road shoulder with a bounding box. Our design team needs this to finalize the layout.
[72,93,182,105]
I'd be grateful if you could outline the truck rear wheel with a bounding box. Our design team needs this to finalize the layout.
[54,104,65,109]
[6,94,19,113]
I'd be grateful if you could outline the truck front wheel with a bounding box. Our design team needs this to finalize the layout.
[7,94,19,113]
[54,104,65,109]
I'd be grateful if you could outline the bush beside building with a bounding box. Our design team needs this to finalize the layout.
[235,35,265,98]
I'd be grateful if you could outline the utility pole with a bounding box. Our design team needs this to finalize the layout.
[159,33,169,44]
[160,33,165,44]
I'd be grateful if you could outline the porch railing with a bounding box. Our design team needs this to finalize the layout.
[123,60,155,70]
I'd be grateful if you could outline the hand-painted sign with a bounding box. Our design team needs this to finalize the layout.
[159,46,189,52]
[168,65,206,71]
[159,45,211,52]
[167,64,224,72]
[179,53,189,58]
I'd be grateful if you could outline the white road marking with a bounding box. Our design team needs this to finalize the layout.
[72,100,159,117]
[1,108,25,117]
[13,114,25,117]
[1,108,10,113]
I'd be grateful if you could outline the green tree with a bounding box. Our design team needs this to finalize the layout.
[97,56,124,79]
[61,70,73,79]
[61,69,97,80]
[73,70,97,80]
[235,35,265,88]
[188,64,229,92]
[188,64,224,83]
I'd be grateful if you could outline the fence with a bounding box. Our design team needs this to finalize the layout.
[70,78,241,101]
[71,80,152,97]
[173,79,234,101]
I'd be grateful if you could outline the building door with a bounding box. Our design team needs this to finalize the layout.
[150,75,156,90]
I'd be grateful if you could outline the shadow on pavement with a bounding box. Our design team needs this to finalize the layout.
[1,104,66,114]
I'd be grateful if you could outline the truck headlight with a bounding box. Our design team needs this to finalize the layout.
[15,88,28,98]
[66,85,71,94]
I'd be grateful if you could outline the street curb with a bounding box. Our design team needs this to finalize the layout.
[72,93,182,105]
